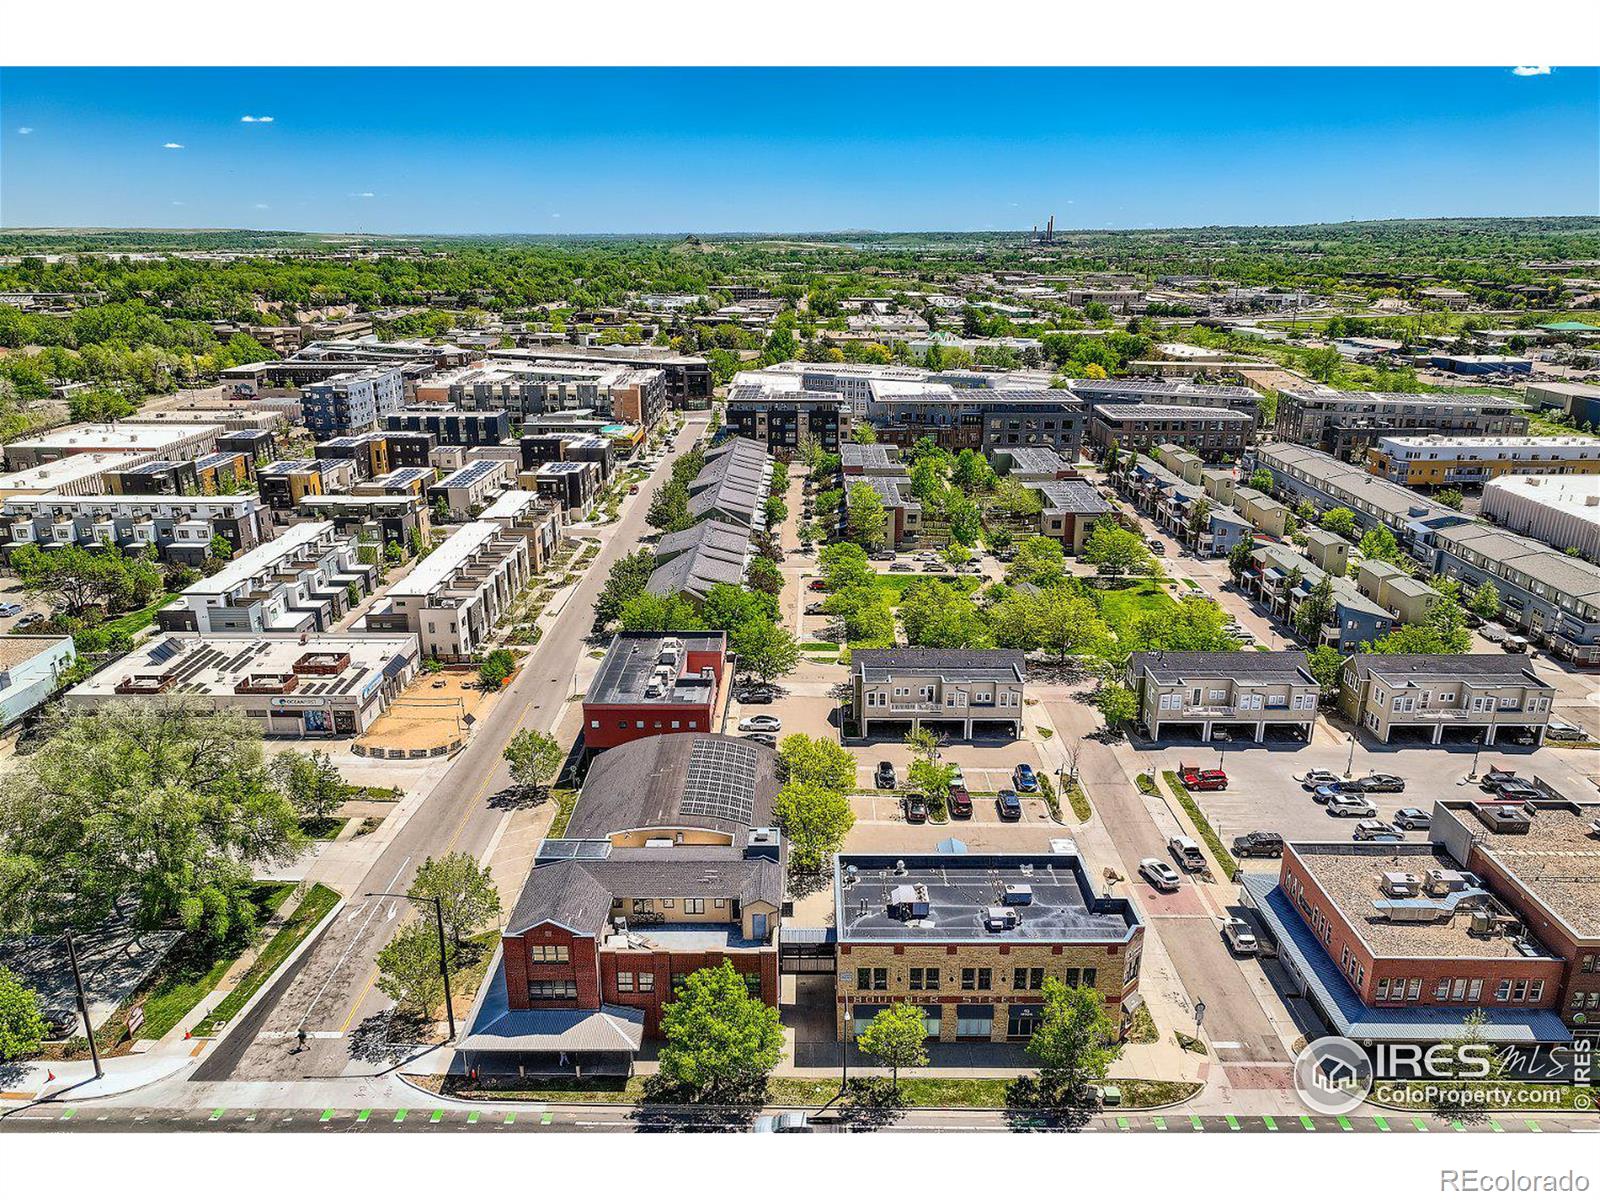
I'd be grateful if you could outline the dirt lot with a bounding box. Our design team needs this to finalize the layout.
[354,667,497,754]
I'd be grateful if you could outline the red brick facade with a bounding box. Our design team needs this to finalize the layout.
[581,646,726,750]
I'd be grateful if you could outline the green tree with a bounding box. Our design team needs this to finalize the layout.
[1033,587,1111,662]
[1436,487,1464,511]
[618,591,707,632]
[1025,978,1123,1110]
[899,580,991,649]
[1294,576,1337,642]
[1469,580,1502,621]
[777,734,857,793]
[595,549,655,625]
[1082,522,1154,576]
[503,729,564,801]
[1007,537,1067,587]
[745,556,784,597]
[772,781,854,874]
[732,619,800,682]
[1321,508,1358,540]
[702,583,777,631]
[478,648,515,690]
[1307,645,1344,698]
[1248,467,1274,492]
[0,967,47,1061]
[376,919,452,1016]
[410,851,503,946]
[844,482,889,549]
[907,757,954,803]
[658,961,784,1101]
[269,749,348,824]
[1227,532,1257,581]
[857,1002,930,1089]
[763,495,789,528]
[208,533,235,562]
[1359,526,1402,563]
[1092,681,1138,729]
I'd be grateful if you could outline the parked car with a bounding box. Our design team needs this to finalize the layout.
[996,789,1023,821]
[1352,819,1401,841]
[13,613,45,632]
[1393,807,1432,830]
[1231,830,1284,858]
[1311,784,1344,805]
[1147,538,1164,553]
[1327,795,1378,818]
[869,551,894,562]
[1301,769,1344,790]
[1221,918,1258,956]
[1139,858,1181,891]
[1502,635,1530,653]
[1327,776,1366,794]
[1178,763,1228,791]
[807,579,828,591]
[1489,780,1543,804]
[1480,767,1522,790]
[1478,623,1510,645]
[903,794,928,824]
[1546,720,1588,742]
[752,1111,812,1133]
[738,714,782,733]
[1355,773,1405,793]
[947,785,973,819]
[804,601,825,615]
[874,761,896,789]
[742,732,777,747]
[0,602,22,617]
[1012,763,1039,792]
[737,685,775,704]
[1168,835,1207,872]
[948,765,967,789]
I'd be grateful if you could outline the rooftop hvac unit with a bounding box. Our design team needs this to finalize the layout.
[888,883,929,919]
[1002,883,1035,907]
[843,865,860,889]
[1470,910,1496,936]
[1380,871,1421,898]
[985,906,1019,932]
[1425,868,1471,895]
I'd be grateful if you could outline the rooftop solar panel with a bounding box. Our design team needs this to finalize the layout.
[680,738,758,826]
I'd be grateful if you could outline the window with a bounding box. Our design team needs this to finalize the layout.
[1468,979,1482,1002]
[637,972,654,992]
[671,973,689,994]
[857,967,887,991]
[617,971,634,992]
[1376,978,1391,1001]
[1451,978,1468,1002]
[1512,979,1529,1003]
[529,980,578,1000]
[1408,978,1422,1001]
[529,944,569,963]
[1013,967,1045,991]
[961,967,993,991]
[684,899,705,915]
[1495,979,1512,1002]
[909,967,940,991]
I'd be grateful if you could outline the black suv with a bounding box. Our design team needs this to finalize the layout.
[874,761,896,789]
[1231,831,1284,858]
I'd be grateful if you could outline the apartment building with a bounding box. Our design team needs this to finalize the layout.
[1238,544,1394,650]
[1369,435,1600,488]
[416,361,666,431]
[300,367,404,437]
[1,493,265,566]
[0,452,155,500]
[1339,654,1555,746]
[724,371,849,453]
[1431,797,1600,1031]
[1241,843,1572,1051]
[1116,454,1252,558]
[1480,475,1600,562]
[383,408,512,447]
[582,631,728,750]
[530,460,601,515]
[1032,479,1113,553]
[1088,403,1253,460]
[646,519,753,606]
[840,442,906,477]
[365,520,532,661]
[467,734,783,1073]
[255,458,357,513]
[851,648,1025,741]
[1067,377,1261,415]
[67,632,419,738]
[519,432,615,481]
[3,420,224,471]
[0,634,78,728]
[1126,650,1320,743]
[1354,560,1440,626]
[1274,388,1529,463]
[1429,523,1600,664]
[297,492,428,550]
[832,852,1144,1043]
[489,344,710,410]
[428,460,511,520]
[157,522,372,635]
[852,473,923,549]
[478,489,566,575]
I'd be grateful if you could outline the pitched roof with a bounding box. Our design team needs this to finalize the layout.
[566,732,781,841]
[1347,653,1551,688]
[851,648,1025,683]
[1130,650,1315,686]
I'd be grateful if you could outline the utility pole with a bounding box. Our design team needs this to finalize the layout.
[367,891,456,1040]
[64,931,102,1080]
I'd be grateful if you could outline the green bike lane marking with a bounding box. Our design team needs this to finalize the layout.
[1526,1119,1542,1132]
[430,1110,444,1123]
[1373,1115,1390,1131]
[357,1109,370,1123]
[1300,1116,1316,1130]
[393,1109,408,1123]
[1262,1116,1277,1131]
[540,1113,553,1125]
[1152,1116,1167,1130]
[504,1113,516,1125]
[1225,1116,1240,1130]
[467,1112,480,1124]
[1489,1119,1504,1132]
[1412,1117,1429,1131]
[1191,1115,1204,1130]
[1337,1116,1353,1131]
[208,1108,224,1122]
[60,1109,77,1121]
[320,1109,334,1123]
[1115,1116,1129,1130]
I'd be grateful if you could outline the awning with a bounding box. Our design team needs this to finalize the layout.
[936,838,968,854]
[1240,874,1571,1046]
[457,1004,645,1054]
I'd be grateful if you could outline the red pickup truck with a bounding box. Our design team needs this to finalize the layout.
[1178,764,1229,791]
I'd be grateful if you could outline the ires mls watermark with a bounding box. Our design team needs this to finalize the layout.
[1292,1035,1595,1116]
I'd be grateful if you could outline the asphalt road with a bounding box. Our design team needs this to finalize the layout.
[197,417,704,1083]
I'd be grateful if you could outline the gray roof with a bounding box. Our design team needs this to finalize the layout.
[1130,650,1314,686]
[458,954,645,1054]
[505,853,783,937]
[566,733,780,841]
[841,443,897,470]
[851,648,1025,684]
[1034,479,1112,516]
[1348,654,1551,689]
[996,446,1068,476]
[585,631,727,706]
[834,853,1140,945]
[506,860,616,935]
[1091,403,1252,422]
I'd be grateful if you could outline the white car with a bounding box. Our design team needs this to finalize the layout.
[1221,918,1258,955]
[0,602,22,617]
[1327,795,1378,818]
[1352,819,1401,842]
[947,764,967,789]
[1139,858,1181,891]
[737,715,782,733]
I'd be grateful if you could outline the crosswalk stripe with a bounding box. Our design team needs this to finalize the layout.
[1226,1116,1240,1130]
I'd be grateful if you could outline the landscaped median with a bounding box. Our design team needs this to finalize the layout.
[189,884,341,1038]
[1160,771,1239,878]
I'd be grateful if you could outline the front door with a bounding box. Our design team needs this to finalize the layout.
[750,912,768,941]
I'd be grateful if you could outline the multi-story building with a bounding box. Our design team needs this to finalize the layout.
[66,632,419,738]
[383,408,511,448]
[1,493,265,566]
[1431,796,1600,1033]
[157,522,372,634]
[478,489,566,575]
[993,446,1075,481]
[255,458,357,514]
[645,520,753,606]
[686,438,772,529]
[530,460,601,515]
[1428,523,1600,664]
[519,433,614,482]
[296,492,429,550]
[1241,842,1572,1052]
[1115,454,1252,558]
[3,420,224,471]
[581,631,728,751]
[1339,654,1555,746]
[1031,479,1113,553]
[832,851,1144,1043]
[466,733,783,1073]
[489,344,710,410]
[1126,650,1320,743]
[100,458,200,496]
[840,442,907,477]
[1480,475,1600,563]
[314,432,392,481]
[1274,388,1529,463]
[416,361,666,430]
[0,452,155,500]
[724,371,849,453]
[1066,376,1261,415]
[300,367,404,438]
[0,634,78,728]
[428,460,511,520]
[851,648,1025,741]
[1525,381,1600,431]
[1368,436,1600,488]
[1354,560,1440,626]
[1238,544,1394,650]
[216,428,280,467]
[365,520,532,661]
[351,466,436,499]
[1088,403,1253,460]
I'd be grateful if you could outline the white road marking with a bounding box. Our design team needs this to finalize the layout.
[296,854,411,1029]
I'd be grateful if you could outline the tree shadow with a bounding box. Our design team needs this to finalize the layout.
[1003,1075,1099,1132]
[628,1073,765,1132]
[346,1010,430,1066]
[487,785,541,812]
[837,1078,907,1130]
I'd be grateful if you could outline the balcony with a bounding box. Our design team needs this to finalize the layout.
[888,703,942,715]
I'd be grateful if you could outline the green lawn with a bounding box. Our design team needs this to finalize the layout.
[191,884,341,1037]
[871,572,976,602]
[1162,771,1239,878]
[98,591,179,643]
[1094,580,1178,638]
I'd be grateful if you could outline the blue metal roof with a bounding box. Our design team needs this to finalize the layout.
[1240,874,1571,1045]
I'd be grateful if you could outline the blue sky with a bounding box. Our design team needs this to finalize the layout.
[2,67,1595,234]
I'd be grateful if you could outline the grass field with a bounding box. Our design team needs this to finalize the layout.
[870,572,976,602]
[1094,580,1178,638]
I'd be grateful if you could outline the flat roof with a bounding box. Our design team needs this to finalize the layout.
[0,452,150,492]
[7,421,222,452]
[586,631,726,706]
[184,522,339,596]
[1092,403,1252,421]
[0,634,74,671]
[385,521,505,598]
[1447,801,1600,941]
[834,853,1140,944]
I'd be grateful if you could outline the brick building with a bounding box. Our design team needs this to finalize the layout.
[581,631,728,750]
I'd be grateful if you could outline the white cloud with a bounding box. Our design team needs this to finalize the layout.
[163,142,185,150]
[240,114,276,123]
[16,127,33,135]
[350,191,375,198]
[171,200,185,206]
[1512,66,1551,76]
[550,213,561,219]
[253,202,270,210]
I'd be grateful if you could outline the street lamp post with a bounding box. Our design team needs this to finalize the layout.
[841,1003,851,1093]
[64,930,102,1080]
[367,891,456,1040]
[1345,731,1357,779]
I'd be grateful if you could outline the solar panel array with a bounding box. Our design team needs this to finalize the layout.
[535,838,614,863]
[680,738,758,826]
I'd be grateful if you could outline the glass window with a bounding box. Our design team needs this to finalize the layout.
[616,971,634,992]
[529,944,569,963]
[637,973,654,992]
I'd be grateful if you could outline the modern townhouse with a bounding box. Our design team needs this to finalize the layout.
[0,492,265,566]
[428,460,511,520]
[1274,388,1529,462]
[478,489,566,575]
[1302,528,1350,575]
[1428,523,1600,664]
[1338,654,1554,746]
[1238,544,1394,650]
[1480,475,1600,563]
[530,460,601,515]
[0,634,78,728]
[255,458,357,514]
[351,466,437,499]
[686,437,773,530]
[1126,650,1320,743]
[1031,479,1113,553]
[156,521,373,635]
[645,519,753,606]
[296,492,429,551]
[581,631,728,750]
[1354,560,1440,626]
[1066,376,1261,415]
[299,367,404,438]
[1368,435,1600,487]
[383,407,512,447]
[519,432,615,481]
[832,851,1144,1044]
[853,473,923,549]
[850,648,1025,741]
[1088,403,1253,461]
[365,520,532,661]
[1116,454,1251,557]
[1231,486,1291,539]
[415,361,667,431]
